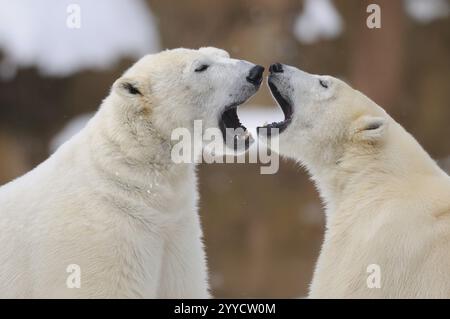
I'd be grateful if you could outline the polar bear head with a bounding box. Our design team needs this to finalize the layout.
[109,47,263,154]
[259,63,391,173]
[259,63,446,210]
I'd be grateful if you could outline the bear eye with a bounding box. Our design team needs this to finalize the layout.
[195,64,209,72]
[319,79,329,89]
[123,82,142,95]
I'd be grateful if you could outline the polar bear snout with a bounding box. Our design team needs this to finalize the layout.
[269,63,284,74]
[257,63,294,136]
[246,65,265,86]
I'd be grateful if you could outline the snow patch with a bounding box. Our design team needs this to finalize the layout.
[404,0,449,24]
[293,0,343,44]
[0,0,160,78]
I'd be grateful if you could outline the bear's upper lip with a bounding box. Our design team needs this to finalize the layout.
[219,100,253,151]
[257,77,293,136]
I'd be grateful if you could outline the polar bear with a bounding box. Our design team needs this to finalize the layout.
[0,47,264,298]
[260,63,450,298]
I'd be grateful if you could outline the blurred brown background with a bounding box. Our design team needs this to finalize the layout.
[0,0,449,297]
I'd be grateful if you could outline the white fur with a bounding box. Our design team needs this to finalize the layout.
[268,65,450,298]
[0,47,260,298]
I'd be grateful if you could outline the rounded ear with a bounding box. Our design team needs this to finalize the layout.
[199,47,230,58]
[113,77,143,98]
[352,116,387,143]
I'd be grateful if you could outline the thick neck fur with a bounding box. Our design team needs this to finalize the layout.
[305,121,445,224]
[76,95,196,220]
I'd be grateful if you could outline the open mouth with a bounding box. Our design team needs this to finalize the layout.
[219,101,253,151]
[257,78,293,136]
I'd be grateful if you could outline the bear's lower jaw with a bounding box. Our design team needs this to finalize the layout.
[219,104,253,151]
[257,79,294,137]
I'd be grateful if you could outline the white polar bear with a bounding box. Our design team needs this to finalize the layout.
[0,47,264,298]
[260,63,450,298]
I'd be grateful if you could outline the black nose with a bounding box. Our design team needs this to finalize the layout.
[246,65,265,85]
[269,63,283,73]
